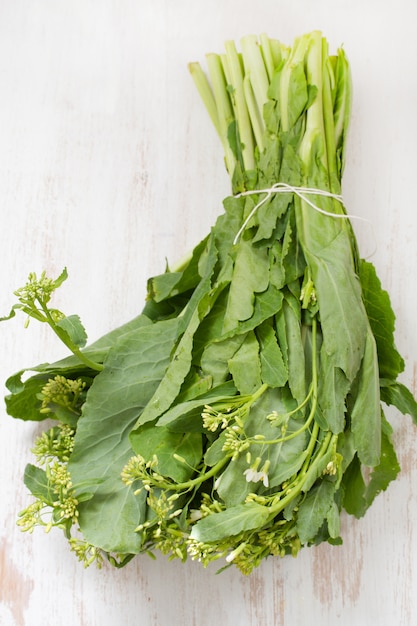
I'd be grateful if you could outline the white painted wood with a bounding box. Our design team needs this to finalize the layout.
[1,2,416,625]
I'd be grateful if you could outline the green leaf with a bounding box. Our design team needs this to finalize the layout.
[0,303,20,322]
[56,314,88,348]
[52,267,69,290]
[68,318,180,554]
[359,260,405,380]
[341,454,367,518]
[23,464,52,502]
[147,272,183,303]
[157,381,237,432]
[147,236,211,303]
[175,370,213,404]
[326,500,341,539]
[223,284,284,339]
[204,430,229,467]
[134,306,202,427]
[283,295,306,405]
[200,334,246,385]
[228,331,262,395]
[363,412,400,510]
[285,60,309,129]
[281,208,306,284]
[5,373,51,421]
[342,414,400,518]
[296,478,337,544]
[380,380,417,426]
[317,347,350,433]
[5,368,92,423]
[297,217,368,382]
[252,192,290,243]
[268,239,286,289]
[256,319,287,388]
[215,453,257,506]
[224,238,270,331]
[190,502,270,543]
[134,237,219,427]
[350,328,381,467]
[130,424,202,483]
[216,388,308,505]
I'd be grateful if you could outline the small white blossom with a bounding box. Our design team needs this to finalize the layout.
[189,509,203,522]
[243,458,270,487]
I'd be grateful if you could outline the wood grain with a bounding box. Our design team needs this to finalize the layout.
[1,2,416,625]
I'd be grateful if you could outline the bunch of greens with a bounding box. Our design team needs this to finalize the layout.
[3,31,417,575]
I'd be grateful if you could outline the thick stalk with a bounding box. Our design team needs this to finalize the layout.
[223,40,256,172]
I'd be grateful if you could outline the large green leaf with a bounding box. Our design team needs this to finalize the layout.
[68,318,180,554]
[5,315,153,425]
[133,237,219,427]
[296,204,368,382]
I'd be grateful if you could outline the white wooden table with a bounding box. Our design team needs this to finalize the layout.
[1,2,416,625]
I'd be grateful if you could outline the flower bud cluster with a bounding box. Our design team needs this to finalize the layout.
[39,375,86,415]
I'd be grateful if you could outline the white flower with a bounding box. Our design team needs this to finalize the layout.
[243,468,269,487]
[259,471,269,488]
[243,467,258,482]
[189,509,203,522]
[243,458,270,487]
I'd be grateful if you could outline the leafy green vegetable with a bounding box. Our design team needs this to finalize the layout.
[3,31,417,575]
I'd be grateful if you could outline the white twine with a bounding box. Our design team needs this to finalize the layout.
[232,182,373,248]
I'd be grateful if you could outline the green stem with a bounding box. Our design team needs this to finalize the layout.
[188,61,221,137]
[240,34,269,139]
[243,75,264,152]
[279,33,311,133]
[148,386,270,494]
[267,430,335,520]
[40,302,103,372]
[223,40,256,171]
[299,422,321,476]
[250,317,318,447]
[332,48,351,174]
[298,31,327,172]
[154,456,231,494]
[205,53,236,175]
[259,33,277,82]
